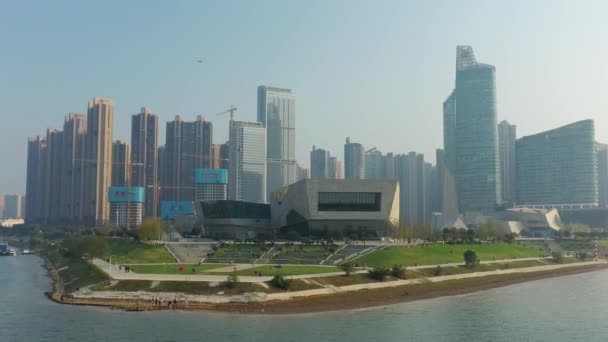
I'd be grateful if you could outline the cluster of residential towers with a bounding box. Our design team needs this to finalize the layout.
[23,46,608,229]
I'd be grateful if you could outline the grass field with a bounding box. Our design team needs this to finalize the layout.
[103,239,176,264]
[225,265,341,277]
[354,244,540,267]
[130,263,229,274]
[45,249,110,293]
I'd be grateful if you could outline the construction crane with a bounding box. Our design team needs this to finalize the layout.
[215,106,237,121]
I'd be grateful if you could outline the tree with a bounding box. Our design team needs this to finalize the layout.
[97,224,115,237]
[433,265,442,276]
[138,218,164,241]
[224,271,239,289]
[191,224,203,236]
[339,262,354,276]
[285,229,301,242]
[464,250,478,268]
[80,236,109,260]
[577,252,588,260]
[552,251,563,264]
[368,266,391,281]
[270,274,291,290]
[390,264,407,279]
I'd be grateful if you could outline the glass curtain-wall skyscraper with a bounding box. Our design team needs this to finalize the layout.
[447,46,501,213]
[498,120,516,204]
[228,120,267,203]
[257,86,295,199]
[516,120,598,207]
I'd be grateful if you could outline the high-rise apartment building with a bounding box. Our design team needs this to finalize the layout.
[195,169,228,201]
[25,136,47,223]
[45,128,64,223]
[310,146,330,179]
[112,141,131,187]
[365,148,385,180]
[516,120,598,208]
[83,97,114,226]
[344,137,365,180]
[219,142,230,170]
[328,157,338,179]
[598,143,608,207]
[228,121,266,203]
[60,113,87,223]
[211,144,221,169]
[395,153,419,226]
[257,86,296,199]
[131,107,159,218]
[335,159,344,179]
[162,115,213,202]
[3,194,23,219]
[295,163,309,182]
[445,46,500,213]
[498,120,516,204]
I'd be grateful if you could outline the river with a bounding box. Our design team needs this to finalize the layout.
[1,255,607,341]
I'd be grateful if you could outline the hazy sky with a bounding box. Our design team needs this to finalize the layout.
[2,0,608,195]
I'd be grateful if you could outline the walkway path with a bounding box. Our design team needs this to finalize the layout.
[77,260,607,304]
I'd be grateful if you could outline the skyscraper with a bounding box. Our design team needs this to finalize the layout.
[328,157,337,179]
[45,128,64,223]
[219,142,230,170]
[112,141,131,187]
[598,143,608,207]
[395,152,419,226]
[344,137,365,180]
[25,136,47,224]
[83,97,114,226]
[131,107,159,217]
[365,148,386,180]
[211,144,221,169]
[162,115,213,202]
[447,46,500,213]
[60,113,87,223]
[498,120,516,204]
[295,163,309,182]
[228,120,266,203]
[516,120,598,207]
[310,146,330,179]
[257,86,296,199]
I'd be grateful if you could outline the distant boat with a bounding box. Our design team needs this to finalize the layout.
[7,250,16,256]
[0,242,8,256]
[22,249,31,255]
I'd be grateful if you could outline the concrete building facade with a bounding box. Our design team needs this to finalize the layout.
[344,137,365,180]
[131,107,159,218]
[310,146,330,179]
[498,120,516,204]
[111,141,131,187]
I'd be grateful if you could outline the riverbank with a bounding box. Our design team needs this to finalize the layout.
[43,256,608,314]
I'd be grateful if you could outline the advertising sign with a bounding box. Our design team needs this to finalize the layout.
[195,168,228,184]
[161,201,194,219]
[108,187,145,203]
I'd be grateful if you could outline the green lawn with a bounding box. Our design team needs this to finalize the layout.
[217,265,341,277]
[354,244,540,267]
[130,263,229,274]
[103,239,176,264]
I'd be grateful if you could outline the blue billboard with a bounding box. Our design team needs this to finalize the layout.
[195,168,228,184]
[161,201,194,219]
[108,187,144,203]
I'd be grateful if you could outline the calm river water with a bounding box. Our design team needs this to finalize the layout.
[1,255,607,341]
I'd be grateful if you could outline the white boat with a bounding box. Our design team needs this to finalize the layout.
[7,250,16,256]
[22,249,31,255]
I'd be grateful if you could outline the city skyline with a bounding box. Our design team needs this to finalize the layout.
[4,1,608,195]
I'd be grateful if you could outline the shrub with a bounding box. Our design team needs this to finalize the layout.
[390,264,407,279]
[552,252,563,264]
[269,275,291,290]
[464,250,479,268]
[223,272,239,289]
[368,266,391,282]
[433,265,442,276]
[577,252,588,260]
[339,262,354,276]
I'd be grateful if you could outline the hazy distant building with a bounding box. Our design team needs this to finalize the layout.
[211,144,221,169]
[0,197,3,219]
[83,97,114,225]
[365,148,385,180]
[219,142,230,170]
[395,153,419,226]
[328,157,337,179]
[112,141,130,187]
[60,113,87,223]
[45,128,64,223]
[516,120,598,208]
[310,146,330,179]
[257,86,296,199]
[498,120,516,204]
[598,143,608,207]
[162,115,213,202]
[26,136,47,224]
[131,107,159,218]
[108,186,144,228]
[295,163,309,182]
[228,121,266,203]
[334,159,344,179]
[344,138,365,180]
[446,46,500,213]
[3,194,23,219]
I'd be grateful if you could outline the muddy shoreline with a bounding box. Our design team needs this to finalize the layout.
[41,255,608,315]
